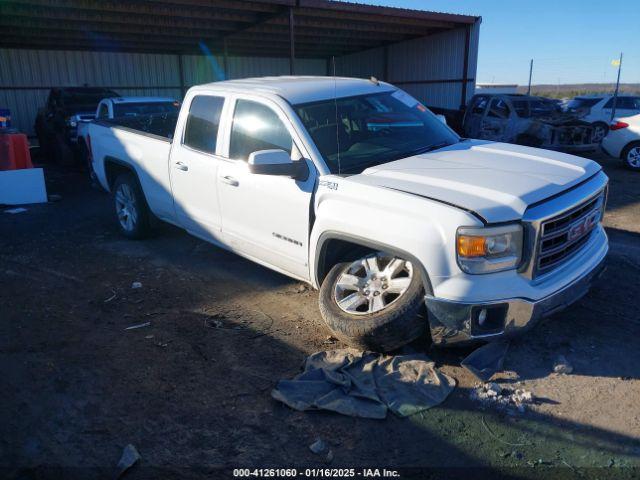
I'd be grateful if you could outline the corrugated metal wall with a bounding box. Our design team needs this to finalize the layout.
[0,48,325,135]
[0,22,478,136]
[336,21,480,110]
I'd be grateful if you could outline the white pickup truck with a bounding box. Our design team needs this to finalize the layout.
[88,76,609,351]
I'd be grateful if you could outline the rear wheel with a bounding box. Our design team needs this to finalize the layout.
[622,142,640,171]
[319,252,427,352]
[113,173,151,239]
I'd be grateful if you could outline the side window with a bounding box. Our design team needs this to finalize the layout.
[97,103,109,119]
[471,96,488,115]
[183,95,225,155]
[229,99,293,161]
[487,98,511,119]
[634,98,640,110]
[616,97,634,109]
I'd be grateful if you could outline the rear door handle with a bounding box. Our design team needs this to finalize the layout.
[174,161,188,171]
[221,176,239,187]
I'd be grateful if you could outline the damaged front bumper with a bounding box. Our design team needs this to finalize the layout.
[425,256,607,346]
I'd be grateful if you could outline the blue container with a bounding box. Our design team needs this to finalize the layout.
[0,109,11,129]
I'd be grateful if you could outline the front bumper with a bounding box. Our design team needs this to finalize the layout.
[425,256,607,346]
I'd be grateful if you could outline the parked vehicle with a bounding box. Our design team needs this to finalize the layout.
[77,96,180,170]
[565,95,640,143]
[463,93,597,152]
[602,114,640,171]
[88,77,608,351]
[34,87,119,164]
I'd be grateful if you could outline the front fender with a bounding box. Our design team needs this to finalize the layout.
[309,178,482,291]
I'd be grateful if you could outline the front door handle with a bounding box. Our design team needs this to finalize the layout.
[174,161,189,171]
[221,176,239,187]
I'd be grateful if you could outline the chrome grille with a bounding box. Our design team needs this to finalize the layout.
[536,191,604,274]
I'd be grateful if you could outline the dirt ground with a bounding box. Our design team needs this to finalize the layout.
[1,149,639,479]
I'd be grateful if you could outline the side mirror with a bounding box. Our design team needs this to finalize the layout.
[436,114,447,125]
[248,149,309,181]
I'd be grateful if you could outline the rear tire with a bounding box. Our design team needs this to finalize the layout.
[318,252,427,352]
[622,141,640,171]
[113,173,151,239]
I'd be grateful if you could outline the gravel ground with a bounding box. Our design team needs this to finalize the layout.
[1,150,639,479]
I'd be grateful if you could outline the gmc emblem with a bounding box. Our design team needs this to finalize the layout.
[568,211,599,241]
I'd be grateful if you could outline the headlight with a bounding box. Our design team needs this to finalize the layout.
[456,224,523,274]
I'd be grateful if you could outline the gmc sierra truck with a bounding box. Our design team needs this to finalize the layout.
[88,76,609,351]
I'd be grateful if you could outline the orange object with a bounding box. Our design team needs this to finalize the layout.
[457,235,487,257]
[0,133,33,171]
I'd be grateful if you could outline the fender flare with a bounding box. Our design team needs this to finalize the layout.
[103,157,148,201]
[314,230,434,296]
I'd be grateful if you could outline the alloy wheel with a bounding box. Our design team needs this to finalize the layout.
[115,184,138,232]
[333,253,413,315]
[627,146,640,169]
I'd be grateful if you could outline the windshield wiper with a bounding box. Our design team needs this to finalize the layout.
[404,141,453,157]
[338,141,456,174]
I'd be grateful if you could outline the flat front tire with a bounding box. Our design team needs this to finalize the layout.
[319,252,427,352]
[113,173,151,239]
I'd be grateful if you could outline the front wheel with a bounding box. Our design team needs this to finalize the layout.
[113,173,151,239]
[622,142,640,171]
[318,252,427,352]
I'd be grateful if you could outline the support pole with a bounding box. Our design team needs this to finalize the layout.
[460,24,471,109]
[384,45,390,82]
[223,38,229,80]
[177,53,186,99]
[610,52,623,123]
[527,59,533,96]
[288,7,295,76]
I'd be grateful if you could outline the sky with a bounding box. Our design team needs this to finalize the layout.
[337,0,640,86]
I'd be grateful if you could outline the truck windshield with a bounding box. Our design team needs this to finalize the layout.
[114,102,180,118]
[294,91,459,174]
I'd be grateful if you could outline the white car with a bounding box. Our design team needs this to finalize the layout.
[87,76,608,351]
[602,114,640,170]
[566,95,640,143]
[77,96,179,167]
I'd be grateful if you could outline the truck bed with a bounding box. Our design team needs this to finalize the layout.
[89,113,177,222]
[96,112,178,141]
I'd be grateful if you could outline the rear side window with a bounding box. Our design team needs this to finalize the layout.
[615,97,638,109]
[229,99,292,161]
[183,95,225,155]
[567,98,601,110]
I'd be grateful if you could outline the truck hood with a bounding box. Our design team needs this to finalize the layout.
[352,140,601,223]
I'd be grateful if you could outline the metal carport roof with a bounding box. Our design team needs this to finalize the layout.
[0,0,479,60]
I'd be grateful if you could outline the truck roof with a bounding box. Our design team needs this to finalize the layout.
[191,76,396,105]
[107,97,177,103]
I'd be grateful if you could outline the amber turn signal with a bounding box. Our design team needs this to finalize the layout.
[457,235,487,257]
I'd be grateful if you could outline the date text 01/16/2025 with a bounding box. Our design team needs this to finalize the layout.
[232,468,400,478]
